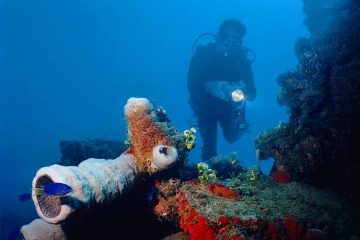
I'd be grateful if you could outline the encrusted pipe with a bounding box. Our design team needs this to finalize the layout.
[32,153,138,224]
[31,97,179,224]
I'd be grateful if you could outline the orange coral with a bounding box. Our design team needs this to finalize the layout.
[154,198,168,217]
[264,216,305,240]
[125,98,171,172]
[154,181,278,239]
[283,216,303,240]
[177,190,216,240]
[270,171,291,184]
[208,183,239,200]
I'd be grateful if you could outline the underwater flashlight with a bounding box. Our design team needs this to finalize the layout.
[231,89,245,102]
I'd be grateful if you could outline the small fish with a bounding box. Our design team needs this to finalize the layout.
[146,186,157,203]
[19,183,72,202]
[146,180,160,203]
[34,183,72,196]
[17,193,32,202]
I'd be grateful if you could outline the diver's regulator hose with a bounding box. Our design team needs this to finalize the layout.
[191,32,256,63]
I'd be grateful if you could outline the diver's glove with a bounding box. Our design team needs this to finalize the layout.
[205,81,246,102]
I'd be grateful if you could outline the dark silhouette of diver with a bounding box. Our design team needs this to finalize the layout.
[187,19,257,161]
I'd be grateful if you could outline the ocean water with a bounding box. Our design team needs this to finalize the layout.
[1,0,308,238]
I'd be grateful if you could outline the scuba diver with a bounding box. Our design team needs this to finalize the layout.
[187,19,257,161]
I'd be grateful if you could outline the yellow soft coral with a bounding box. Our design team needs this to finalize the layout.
[184,127,196,150]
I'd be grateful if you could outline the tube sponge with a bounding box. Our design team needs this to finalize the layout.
[124,98,176,172]
[32,154,138,224]
[151,145,178,171]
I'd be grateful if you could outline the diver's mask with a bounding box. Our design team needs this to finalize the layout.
[219,34,243,56]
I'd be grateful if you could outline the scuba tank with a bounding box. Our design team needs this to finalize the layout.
[191,32,257,63]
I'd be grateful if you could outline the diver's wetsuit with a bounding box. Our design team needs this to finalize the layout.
[187,42,256,161]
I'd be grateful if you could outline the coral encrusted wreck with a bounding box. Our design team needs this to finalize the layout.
[21,97,189,239]
[255,0,360,236]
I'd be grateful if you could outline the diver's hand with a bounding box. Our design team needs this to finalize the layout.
[205,81,228,100]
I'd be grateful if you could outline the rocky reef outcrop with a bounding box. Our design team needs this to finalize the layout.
[58,139,127,166]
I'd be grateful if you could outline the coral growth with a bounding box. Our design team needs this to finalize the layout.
[255,4,360,228]
[177,197,216,240]
[153,175,352,239]
[270,171,291,184]
[124,98,189,173]
[265,216,304,240]
[184,127,197,150]
[124,98,173,172]
[207,152,244,178]
[256,123,322,181]
[197,162,217,184]
[208,183,239,200]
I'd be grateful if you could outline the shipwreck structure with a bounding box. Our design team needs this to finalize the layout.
[256,0,360,232]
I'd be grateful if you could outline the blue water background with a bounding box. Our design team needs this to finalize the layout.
[0,0,308,234]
